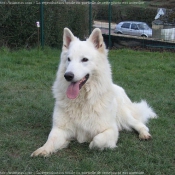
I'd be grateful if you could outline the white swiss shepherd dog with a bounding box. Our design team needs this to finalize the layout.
[31,28,157,157]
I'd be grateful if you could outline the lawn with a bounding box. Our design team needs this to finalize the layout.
[0,47,174,174]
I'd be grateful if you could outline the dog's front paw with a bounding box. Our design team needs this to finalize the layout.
[31,146,52,157]
[89,135,106,150]
[89,140,100,150]
[139,131,152,140]
[89,135,116,150]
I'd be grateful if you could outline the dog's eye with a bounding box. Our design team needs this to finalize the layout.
[82,58,88,62]
[68,57,71,62]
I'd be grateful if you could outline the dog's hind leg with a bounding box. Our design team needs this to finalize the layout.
[31,128,70,157]
[125,115,152,140]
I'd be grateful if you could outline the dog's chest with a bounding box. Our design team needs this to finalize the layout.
[61,91,117,142]
[73,114,102,143]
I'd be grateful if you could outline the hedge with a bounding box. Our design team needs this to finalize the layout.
[0,2,159,49]
[0,2,89,49]
[93,5,157,26]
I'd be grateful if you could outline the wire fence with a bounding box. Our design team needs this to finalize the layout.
[90,1,175,50]
[0,0,175,50]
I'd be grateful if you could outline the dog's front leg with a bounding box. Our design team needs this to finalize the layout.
[31,128,69,157]
[89,128,119,150]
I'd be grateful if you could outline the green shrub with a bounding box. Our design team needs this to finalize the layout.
[0,4,39,48]
[93,5,157,26]
[0,2,89,49]
[44,4,89,48]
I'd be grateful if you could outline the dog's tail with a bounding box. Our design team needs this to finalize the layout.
[132,100,157,124]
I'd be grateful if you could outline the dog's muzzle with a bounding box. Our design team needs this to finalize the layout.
[64,73,89,99]
[64,72,74,82]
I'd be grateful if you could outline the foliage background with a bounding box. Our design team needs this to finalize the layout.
[93,5,157,26]
[0,0,175,48]
[0,1,89,48]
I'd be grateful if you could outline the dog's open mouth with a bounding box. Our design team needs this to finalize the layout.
[66,74,89,99]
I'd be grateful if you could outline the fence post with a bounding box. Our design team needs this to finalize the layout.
[89,0,92,35]
[40,0,44,48]
[108,0,112,49]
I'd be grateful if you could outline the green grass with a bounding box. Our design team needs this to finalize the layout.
[0,48,175,174]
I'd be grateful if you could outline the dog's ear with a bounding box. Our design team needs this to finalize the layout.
[63,28,75,50]
[88,28,104,50]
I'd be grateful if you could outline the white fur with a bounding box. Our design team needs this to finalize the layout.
[31,28,157,157]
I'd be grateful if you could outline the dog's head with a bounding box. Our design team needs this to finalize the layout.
[61,28,106,99]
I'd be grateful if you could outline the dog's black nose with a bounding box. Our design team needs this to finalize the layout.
[64,72,74,81]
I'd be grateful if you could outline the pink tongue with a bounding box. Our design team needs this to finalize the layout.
[66,82,80,99]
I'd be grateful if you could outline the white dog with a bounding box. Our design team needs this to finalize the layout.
[31,28,157,157]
